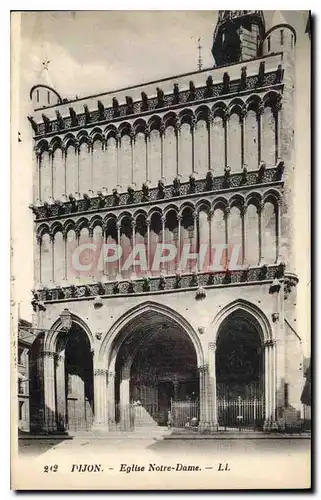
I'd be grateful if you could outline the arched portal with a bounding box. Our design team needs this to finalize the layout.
[216,310,265,430]
[106,305,201,430]
[55,323,94,432]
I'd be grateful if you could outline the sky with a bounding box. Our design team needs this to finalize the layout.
[11,10,310,354]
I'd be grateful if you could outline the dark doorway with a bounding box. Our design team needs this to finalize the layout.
[158,381,173,425]
[65,325,94,432]
[216,312,264,429]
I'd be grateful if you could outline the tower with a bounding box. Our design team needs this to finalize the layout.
[212,10,265,66]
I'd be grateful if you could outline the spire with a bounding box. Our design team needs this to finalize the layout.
[271,10,287,28]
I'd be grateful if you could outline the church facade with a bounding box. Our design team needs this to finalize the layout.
[28,11,304,433]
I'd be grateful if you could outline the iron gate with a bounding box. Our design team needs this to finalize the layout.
[217,396,265,431]
[171,401,199,428]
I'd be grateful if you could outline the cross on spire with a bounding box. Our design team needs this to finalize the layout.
[197,37,203,71]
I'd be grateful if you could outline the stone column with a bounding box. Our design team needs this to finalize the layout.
[55,350,66,431]
[107,370,116,429]
[224,206,230,268]
[224,110,230,169]
[43,350,57,432]
[257,202,264,265]
[130,130,135,185]
[198,364,209,431]
[209,112,215,173]
[175,118,181,177]
[207,342,218,431]
[191,117,197,173]
[145,127,150,183]
[146,218,151,273]
[116,133,121,187]
[131,220,136,279]
[119,363,131,430]
[263,340,277,430]
[93,367,109,432]
[173,380,179,401]
[160,123,165,180]
[116,222,122,279]
[257,104,264,164]
[161,215,166,274]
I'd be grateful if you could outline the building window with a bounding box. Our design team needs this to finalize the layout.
[284,382,289,407]
[19,401,24,420]
[280,29,284,46]
[36,89,39,103]
[267,36,271,52]
[47,91,50,104]
[18,347,24,366]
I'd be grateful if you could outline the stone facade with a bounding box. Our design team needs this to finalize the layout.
[28,11,305,433]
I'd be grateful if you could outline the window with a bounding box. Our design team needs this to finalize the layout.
[47,91,50,104]
[18,347,24,366]
[284,382,289,407]
[267,36,271,52]
[36,89,39,103]
[280,29,284,46]
[19,401,24,420]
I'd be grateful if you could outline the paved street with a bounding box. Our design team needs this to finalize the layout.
[16,433,311,490]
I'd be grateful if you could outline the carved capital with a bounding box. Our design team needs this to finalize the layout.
[208,341,216,352]
[198,363,209,373]
[94,368,108,377]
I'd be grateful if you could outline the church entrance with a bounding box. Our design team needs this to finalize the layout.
[62,325,94,432]
[113,312,199,430]
[216,311,265,430]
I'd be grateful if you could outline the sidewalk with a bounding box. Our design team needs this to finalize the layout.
[18,428,311,441]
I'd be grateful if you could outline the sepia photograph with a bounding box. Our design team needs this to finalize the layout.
[10,9,311,490]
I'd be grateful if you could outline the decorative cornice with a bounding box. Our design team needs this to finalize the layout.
[35,265,282,303]
[31,167,282,221]
[32,71,281,138]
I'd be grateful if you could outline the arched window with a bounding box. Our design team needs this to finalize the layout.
[198,208,210,272]
[163,126,176,184]
[133,132,146,188]
[53,231,64,284]
[211,207,226,269]
[65,145,78,196]
[165,211,178,274]
[149,212,162,276]
[120,217,132,279]
[106,136,117,189]
[228,111,242,172]
[66,229,77,282]
[135,214,148,277]
[262,200,278,264]
[245,109,259,170]
[149,129,162,187]
[228,206,243,267]
[262,105,276,166]
[92,139,105,193]
[52,148,64,200]
[212,115,225,175]
[195,119,209,177]
[120,135,132,189]
[106,219,118,280]
[179,122,193,181]
[40,233,52,286]
[40,151,51,202]
[93,225,103,281]
[245,204,260,266]
[79,142,91,195]
[180,208,195,273]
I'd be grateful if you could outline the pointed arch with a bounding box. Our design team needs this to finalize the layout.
[98,300,204,366]
[212,298,273,343]
[44,312,95,353]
